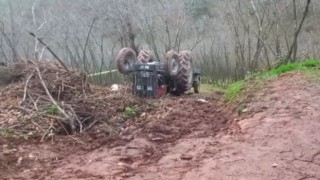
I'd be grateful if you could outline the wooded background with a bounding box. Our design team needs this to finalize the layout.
[0,0,317,85]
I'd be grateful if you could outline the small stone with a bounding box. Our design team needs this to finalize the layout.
[17,157,23,165]
[23,169,31,173]
[118,162,125,166]
[122,135,134,141]
[272,163,278,168]
[121,172,135,178]
[151,137,163,141]
[29,153,36,159]
[197,99,208,103]
[110,84,119,91]
[180,154,193,160]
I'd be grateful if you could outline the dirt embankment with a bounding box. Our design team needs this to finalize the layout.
[1,71,320,180]
[183,72,320,180]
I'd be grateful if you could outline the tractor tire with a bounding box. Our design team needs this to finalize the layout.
[164,50,179,77]
[194,83,199,94]
[193,75,201,94]
[137,50,154,64]
[116,47,137,75]
[174,50,193,95]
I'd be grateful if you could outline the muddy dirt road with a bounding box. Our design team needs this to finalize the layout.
[1,71,320,180]
[183,72,320,180]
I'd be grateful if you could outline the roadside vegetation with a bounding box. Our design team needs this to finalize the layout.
[223,59,320,102]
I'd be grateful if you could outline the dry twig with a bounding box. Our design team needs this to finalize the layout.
[36,66,73,134]
[21,71,35,105]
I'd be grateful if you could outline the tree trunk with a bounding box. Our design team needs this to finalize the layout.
[286,0,312,63]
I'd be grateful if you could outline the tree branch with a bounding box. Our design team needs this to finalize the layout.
[28,31,70,72]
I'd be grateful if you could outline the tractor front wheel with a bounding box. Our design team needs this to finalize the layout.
[164,50,180,77]
[116,47,137,75]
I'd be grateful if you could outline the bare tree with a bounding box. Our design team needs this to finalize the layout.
[0,0,318,84]
[285,0,312,63]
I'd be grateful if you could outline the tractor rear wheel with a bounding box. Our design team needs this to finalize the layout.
[164,50,179,77]
[174,50,193,95]
[137,50,154,64]
[116,47,137,75]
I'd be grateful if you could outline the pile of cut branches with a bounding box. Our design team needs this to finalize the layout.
[0,60,147,140]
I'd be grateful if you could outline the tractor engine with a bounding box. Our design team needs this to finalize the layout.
[132,63,168,98]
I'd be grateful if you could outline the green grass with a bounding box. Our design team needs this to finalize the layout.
[198,83,226,93]
[224,80,245,101]
[43,104,60,115]
[123,106,137,117]
[0,128,19,138]
[304,68,320,82]
[224,59,320,102]
[260,59,320,79]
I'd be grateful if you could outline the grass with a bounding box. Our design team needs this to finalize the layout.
[0,128,19,138]
[304,68,320,82]
[260,59,320,79]
[224,80,245,101]
[224,59,320,102]
[43,104,60,115]
[198,83,226,93]
[123,106,137,117]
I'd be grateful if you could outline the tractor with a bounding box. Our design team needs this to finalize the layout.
[115,47,200,98]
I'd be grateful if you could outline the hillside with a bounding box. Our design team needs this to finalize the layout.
[1,65,320,179]
[1,0,320,179]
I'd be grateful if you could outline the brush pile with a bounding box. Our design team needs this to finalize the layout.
[0,60,149,139]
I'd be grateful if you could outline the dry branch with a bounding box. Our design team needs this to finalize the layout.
[21,71,35,104]
[0,59,151,139]
[28,31,70,72]
[36,66,72,126]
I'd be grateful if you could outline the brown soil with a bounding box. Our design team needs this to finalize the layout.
[1,71,320,180]
[0,92,230,180]
[183,72,320,180]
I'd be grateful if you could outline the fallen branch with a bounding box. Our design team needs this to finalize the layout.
[1,60,146,138]
[36,66,72,134]
[21,71,35,105]
[41,120,54,142]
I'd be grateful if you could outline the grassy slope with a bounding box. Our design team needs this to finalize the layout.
[304,68,320,83]
[224,59,320,102]
[197,83,225,94]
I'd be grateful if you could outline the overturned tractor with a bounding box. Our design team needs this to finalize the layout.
[116,47,200,97]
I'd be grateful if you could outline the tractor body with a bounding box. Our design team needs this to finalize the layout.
[132,62,167,98]
[116,48,200,98]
